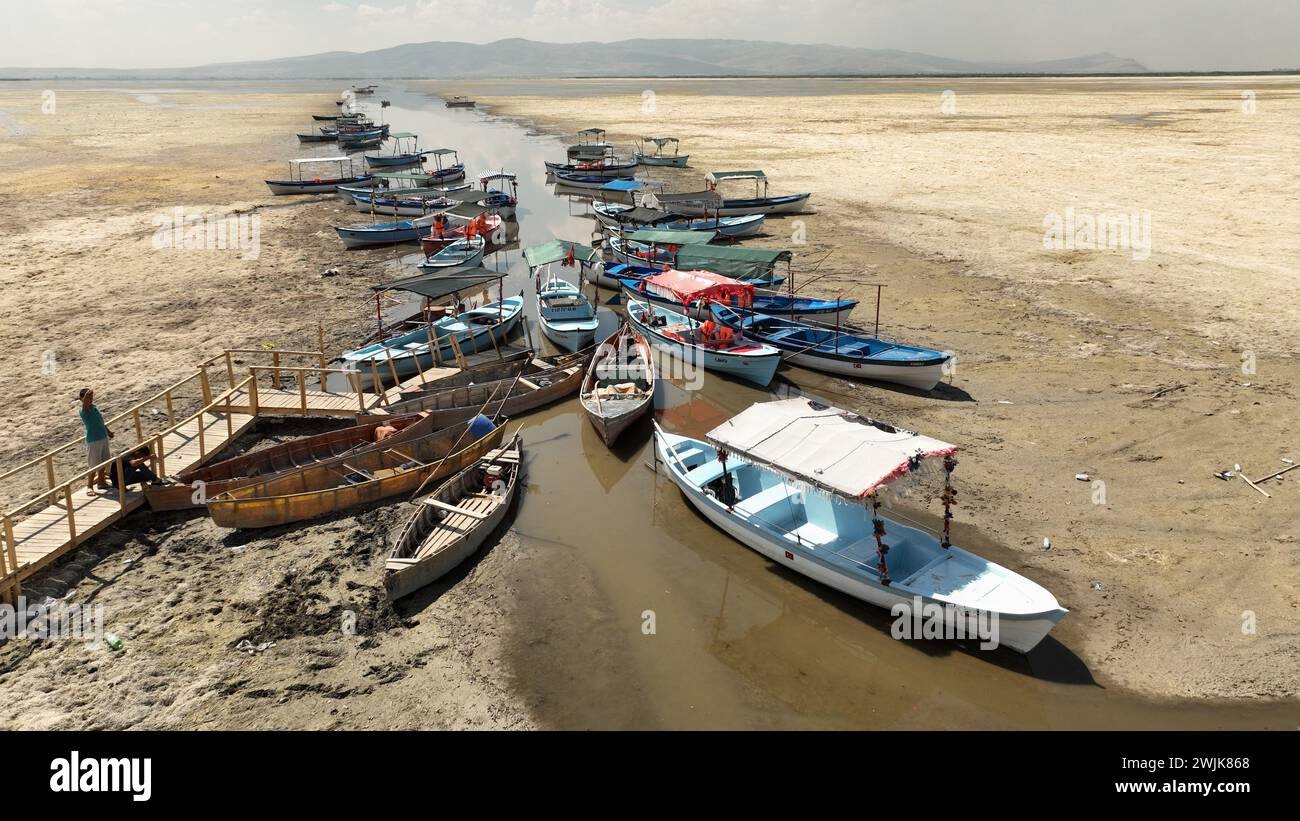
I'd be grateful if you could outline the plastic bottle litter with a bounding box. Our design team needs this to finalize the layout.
[104,633,123,651]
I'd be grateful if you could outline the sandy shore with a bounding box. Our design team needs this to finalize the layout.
[0,85,532,729]
[0,77,1296,727]
[423,77,1300,700]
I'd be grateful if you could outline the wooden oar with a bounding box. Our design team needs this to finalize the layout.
[405,376,513,502]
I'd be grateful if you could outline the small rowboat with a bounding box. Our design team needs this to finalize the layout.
[419,214,503,255]
[536,275,599,353]
[335,211,445,249]
[266,157,375,195]
[208,417,506,529]
[580,324,655,446]
[634,136,689,167]
[144,414,430,511]
[544,159,638,178]
[416,236,486,271]
[552,171,621,190]
[297,132,337,143]
[376,348,593,425]
[340,295,524,387]
[592,202,765,238]
[711,305,950,391]
[625,297,780,387]
[384,434,522,600]
[445,96,477,108]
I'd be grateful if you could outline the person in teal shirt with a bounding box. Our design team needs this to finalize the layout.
[79,388,114,496]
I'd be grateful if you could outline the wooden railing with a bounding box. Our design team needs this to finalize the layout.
[0,376,254,603]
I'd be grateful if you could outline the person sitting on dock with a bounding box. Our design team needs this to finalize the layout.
[105,445,163,491]
[79,388,114,497]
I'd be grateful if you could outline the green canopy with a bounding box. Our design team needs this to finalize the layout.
[626,228,715,246]
[706,170,766,183]
[427,147,458,155]
[676,244,792,278]
[371,267,502,300]
[388,132,418,139]
[523,239,600,269]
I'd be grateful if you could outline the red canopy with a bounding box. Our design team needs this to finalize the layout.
[641,269,752,306]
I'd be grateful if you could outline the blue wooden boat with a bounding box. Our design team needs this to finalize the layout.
[297,131,337,143]
[620,278,857,325]
[592,201,765,237]
[341,295,524,386]
[711,305,949,390]
[536,275,600,353]
[553,171,618,190]
[625,297,779,387]
[364,133,428,168]
[654,399,1067,653]
[416,237,486,271]
[544,158,638,178]
[266,157,374,196]
[334,212,443,249]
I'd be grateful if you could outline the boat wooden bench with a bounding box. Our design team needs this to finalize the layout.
[423,497,490,519]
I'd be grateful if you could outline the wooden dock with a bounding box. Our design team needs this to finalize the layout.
[0,345,412,604]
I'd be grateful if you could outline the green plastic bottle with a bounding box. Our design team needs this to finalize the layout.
[104,633,123,651]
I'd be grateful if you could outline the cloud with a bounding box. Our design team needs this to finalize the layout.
[357,3,408,17]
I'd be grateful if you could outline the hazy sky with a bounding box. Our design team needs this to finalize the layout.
[3,0,1297,71]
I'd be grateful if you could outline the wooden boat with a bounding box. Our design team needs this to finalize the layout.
[580,324,655,446]
[634,136,689,167]
[208,417,506,529]
[711,305,949,390]
[553,170,623,190]
[647,171,811,217]
[544,158,638,178]
[144,414,429,511]
[266,157,375,195]
[340,295,524,387]
[416,236,486,271]
[335,211,445,249]
[655,399,1068,653]
[384,434,522,600]
[536,274,599,353]
[377,348,592,424]
[364,133,428,168]
[474,170,519,218]
[391,348,534,401]
[622,278,857,325]
[313,114,341,121]
[419,214,503,255]
[592,201,764,237]
[626,297,780,387]
[445,96,477,108]
[297,131,337,143]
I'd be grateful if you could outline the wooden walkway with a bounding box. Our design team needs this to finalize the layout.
[0,345,429,604]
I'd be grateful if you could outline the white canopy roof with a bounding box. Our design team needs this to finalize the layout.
[706,398,957,500]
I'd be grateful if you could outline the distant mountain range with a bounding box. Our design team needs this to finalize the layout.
[2,38,1150,79]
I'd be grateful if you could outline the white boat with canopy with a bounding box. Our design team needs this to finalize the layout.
[635,136,689,167]
[654,398,1067,653]
[265,156,375,195]
[646,171,811,217]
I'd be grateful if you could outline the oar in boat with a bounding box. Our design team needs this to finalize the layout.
[405,358,528,501]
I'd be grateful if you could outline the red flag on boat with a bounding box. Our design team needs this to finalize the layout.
[562,244,575,267]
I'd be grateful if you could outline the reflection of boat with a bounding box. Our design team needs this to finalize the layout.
[209,417,505,529]
[580,323,655,447]
[385,433,522,600]
[655,398,1068,653]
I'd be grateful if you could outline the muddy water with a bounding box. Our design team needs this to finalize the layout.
[372,87,1299,729]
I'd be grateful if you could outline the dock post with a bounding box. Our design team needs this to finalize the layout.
[249,374,260,416]
[63,485,77,546]
[272,351,282,390]
[224,351,235,391]
[199,365,212,405]
[45,454,55,490]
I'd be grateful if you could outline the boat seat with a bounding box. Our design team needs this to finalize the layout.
[683,460,726,488]
[785,521,838,547]
[733,484,794,517]
[423,497,490,519]
[671,447,705,467]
